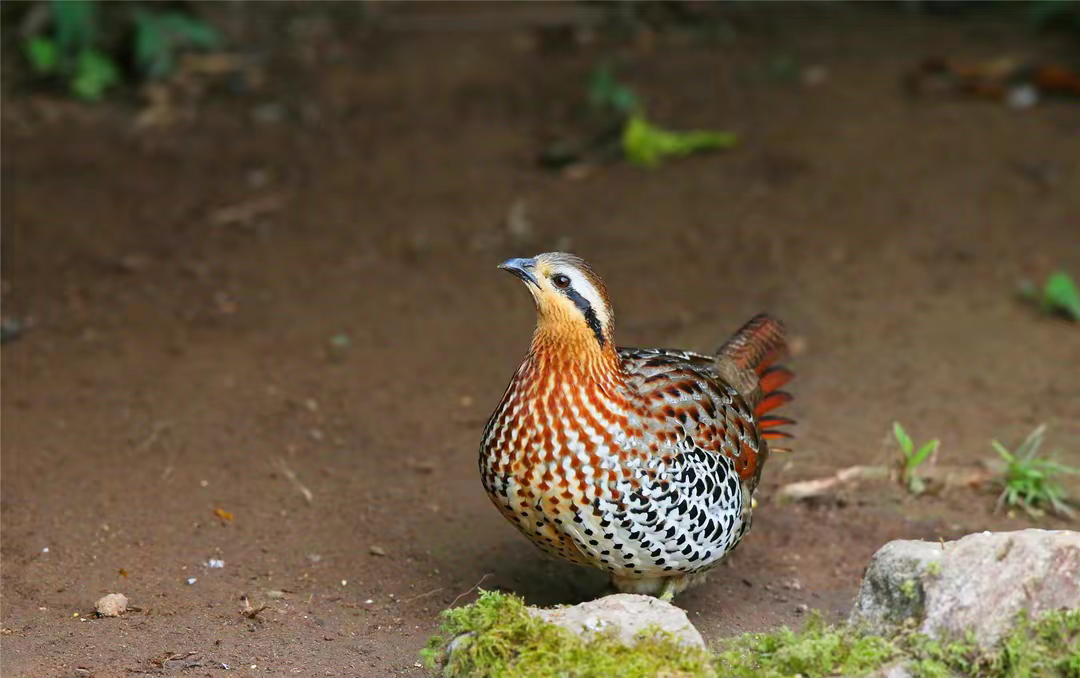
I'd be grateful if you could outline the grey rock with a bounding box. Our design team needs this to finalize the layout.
[848,539,942,633]
[530,593,705,649]
[849,529,1080,648]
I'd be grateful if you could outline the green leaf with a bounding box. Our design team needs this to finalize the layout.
[1041,271,1080,321]
[133,9,221,80]
[992,440,1015,463]
[156,11,221,49]
[893,422,913,456]
[70,48,119,101]
[133,12,169,80]
[588,64,640,115]
[51,0,98,52]
[24,36,60,74]
[622,113,737,168]
[911,440,939,467]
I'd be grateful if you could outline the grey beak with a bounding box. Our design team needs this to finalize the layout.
[498,257,540,288]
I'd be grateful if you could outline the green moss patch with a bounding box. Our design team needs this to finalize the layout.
[422,590,715,677]
[714,615,897,677]
[423,591,1079,678]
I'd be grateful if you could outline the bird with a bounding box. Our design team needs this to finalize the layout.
[479,252,793,601]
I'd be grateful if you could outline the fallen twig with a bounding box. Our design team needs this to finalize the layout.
[133,421,170,454]
[273,456,314,504]
[209,193,288,227]
[448,573,492,610]
[400,587,445,605]
[776,463,996,503]
[776,465,889,503]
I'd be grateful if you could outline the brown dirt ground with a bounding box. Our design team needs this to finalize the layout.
[2,3,1079,676]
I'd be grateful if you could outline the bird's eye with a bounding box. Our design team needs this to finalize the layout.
[552,274,571,289]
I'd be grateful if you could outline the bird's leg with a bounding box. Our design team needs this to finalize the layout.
[658,577,679,602]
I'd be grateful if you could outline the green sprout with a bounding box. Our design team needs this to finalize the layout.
[993,424,1078,519]
[1040,271,1080,321]
[1020,271,1080,321]
[893,422,939,495]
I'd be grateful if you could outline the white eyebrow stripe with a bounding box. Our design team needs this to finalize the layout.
[555,268,610,331]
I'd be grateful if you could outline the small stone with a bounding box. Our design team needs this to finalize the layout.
[801,65,829,87]
[0,317,25,344]
[246,168,271,189]
[369,545,387,557]
[1007,85,1038,110]
[265,590,286,600]
[788,336,808,357]
[252,102,287,124]
[186,577,198,585]
[206,558,225,569]
[94,593,128,617]
[115,254,151,273]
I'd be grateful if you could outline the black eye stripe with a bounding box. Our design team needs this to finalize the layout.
[562,286,606,348]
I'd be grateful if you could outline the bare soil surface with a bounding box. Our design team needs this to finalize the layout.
[3,4,1079,676]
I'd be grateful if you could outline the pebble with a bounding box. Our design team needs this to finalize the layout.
[94,593,128,617]
[0,316,25,344]
[252,102,286,124]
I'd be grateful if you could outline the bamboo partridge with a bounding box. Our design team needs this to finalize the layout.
[480,253,793,600]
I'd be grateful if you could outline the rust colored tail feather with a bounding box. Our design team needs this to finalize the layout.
[717,314,794,441]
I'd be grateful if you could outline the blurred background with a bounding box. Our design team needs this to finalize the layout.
[2,1,1079,674]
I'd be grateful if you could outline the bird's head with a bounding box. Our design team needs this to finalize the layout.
[498,252,614,354]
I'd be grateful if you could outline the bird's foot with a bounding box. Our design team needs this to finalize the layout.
[658,577,678,602]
